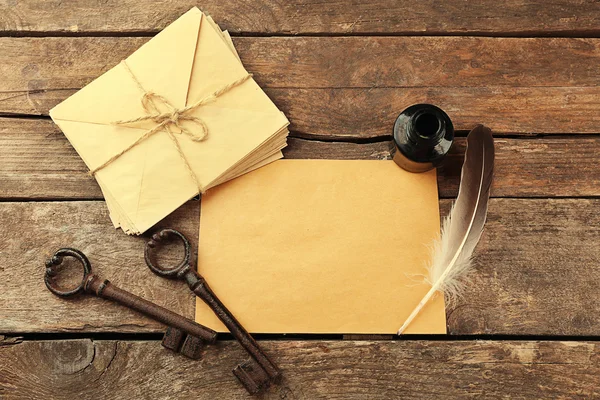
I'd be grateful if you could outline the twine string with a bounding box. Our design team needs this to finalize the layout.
[88,60,252,192]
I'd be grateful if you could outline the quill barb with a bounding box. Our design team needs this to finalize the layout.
[398,125,494,334]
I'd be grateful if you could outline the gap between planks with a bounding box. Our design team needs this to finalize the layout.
[2,31,600,39]
[8,332,600,342]
[1,113,600,142]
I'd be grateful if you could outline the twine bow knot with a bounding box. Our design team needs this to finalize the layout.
[88,60,252,193]
[119,90,209,142]
[167,110,181,125]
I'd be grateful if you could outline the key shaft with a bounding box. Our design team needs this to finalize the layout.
[85,274,217,342]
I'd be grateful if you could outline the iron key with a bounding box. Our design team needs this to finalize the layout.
[44,248,217,357]
[145,229,281,395]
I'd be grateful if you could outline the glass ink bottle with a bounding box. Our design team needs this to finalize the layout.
[391,104,454,173]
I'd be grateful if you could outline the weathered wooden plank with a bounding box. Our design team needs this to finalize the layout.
[0,118,101,199]
[1,0,599,36]
[0,339,598,399]
[2,118,600,200]
[450,198,600,335]
[0,201,199,334]
[4,37,598,90]
[5,36,600,89]
[7,86,599,137]
[1,198,600,336]
[2,36,598,135]
[238,37,600,88]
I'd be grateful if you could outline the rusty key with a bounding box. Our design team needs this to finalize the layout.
[145,229,281,395]
[44,248,217,358]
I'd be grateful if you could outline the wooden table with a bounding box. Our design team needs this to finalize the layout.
[1,1,600,398]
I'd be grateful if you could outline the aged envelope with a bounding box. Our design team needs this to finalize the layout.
[50,8,289,234]
[196,160,447,334]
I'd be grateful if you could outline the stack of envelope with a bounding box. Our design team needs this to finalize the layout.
[50,8,289,234]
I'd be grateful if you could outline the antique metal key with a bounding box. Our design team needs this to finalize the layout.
[145,229,281,395]
[44,248,217,358]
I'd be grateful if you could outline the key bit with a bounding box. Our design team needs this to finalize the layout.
[162,326,186,352]
[233,359,273,395]
[44,248,217,359]
[181,334,206,359]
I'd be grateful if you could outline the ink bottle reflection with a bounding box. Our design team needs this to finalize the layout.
[391,104,454,173]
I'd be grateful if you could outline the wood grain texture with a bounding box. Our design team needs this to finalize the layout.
[0,118,101,200]
[1,199,600,336]
[4,36,598,90]
[1,37,599,136]
[1,0,599,36]
[1,339,599,399]
[449,198,600,335]
[2,118,600,200]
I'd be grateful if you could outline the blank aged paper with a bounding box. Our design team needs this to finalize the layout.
[196,160,446,334]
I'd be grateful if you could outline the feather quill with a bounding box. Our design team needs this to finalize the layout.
[397,125,495,335]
